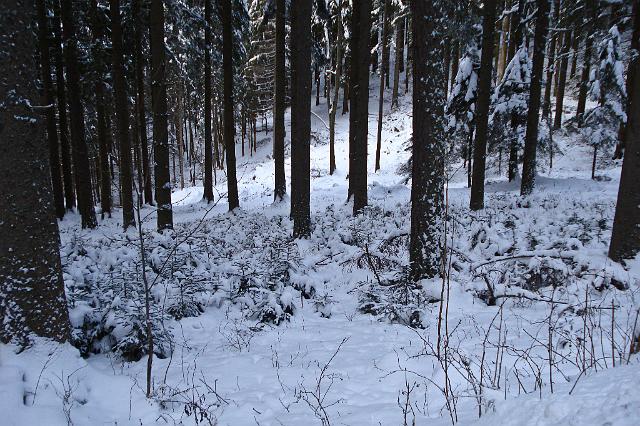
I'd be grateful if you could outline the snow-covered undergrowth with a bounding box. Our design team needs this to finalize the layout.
[2,92,639,425]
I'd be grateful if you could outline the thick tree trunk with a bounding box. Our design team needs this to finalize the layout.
[110,0,135,229]
[521,0,550,196]
[52,1,75,211]
[348,0,372,214]
[375,0,391,172]
[617,0,640,157]
[274,0,286,201]
[609,6,640,262]
[60,0,97,228]
[37,0,65,219]
[409,0,446,281]
[290,0,313,238]
[203,0,214,202]
[0,0,70,344]
[150,0,173,230]
[223,0,239,211]
[470,0,498,211]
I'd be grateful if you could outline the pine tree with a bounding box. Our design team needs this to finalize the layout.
[273,0,286,201]
[60,0,98,228]
[469,0,498,211]
[223,0,240,211]
[609,3,640,263]
[150,0,174,230]
[582,25,627,179]
[203,0,214,203]
[409,0,447,281]
[520,0,550,196]
[110,0,136,229]
[0,0,70,344]
[348,0,372,214]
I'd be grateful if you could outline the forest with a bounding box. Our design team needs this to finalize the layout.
[1,0,639,424]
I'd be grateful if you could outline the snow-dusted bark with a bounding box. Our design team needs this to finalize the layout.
[409,0,447,280]
[0,0,70,344]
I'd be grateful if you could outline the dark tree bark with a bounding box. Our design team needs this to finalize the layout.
[617,0,640,157]
[273,0,286,201]
[348,0,372,214]
[290,0,312,238]
[507,0,524,182]
[375,0,391,172]
[110,0,135,229]
[408,0,446,281]
[392,11,404,109]
[521,0,550,196]
[0,0,70,344]
[203,0,214,202]
[469,0,498,211]
[52,1,75,211]
[576,0,595,123]
[223,0,239,211]
[90,0,111,218]
[133,0,153,205]
[553,29,572,129]
[329,8,343,176]
[543,0,560,119]
[37,0,65,219]
[60,0,98,228]
[150,0,173,230]
[609,1,640,263]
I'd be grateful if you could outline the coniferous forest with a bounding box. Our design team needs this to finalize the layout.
[1,0,640,424]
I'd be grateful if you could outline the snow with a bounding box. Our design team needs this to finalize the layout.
[2,70,639,426]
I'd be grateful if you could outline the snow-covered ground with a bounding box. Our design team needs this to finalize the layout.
[1,83,639,426]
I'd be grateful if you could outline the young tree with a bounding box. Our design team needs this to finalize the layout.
[60,0,98,228]
[223,0,240,210]
[110,0,136,229]
[290,0,313,237]
[348,0,372,214]
[409,0,447,281]
[469,0,498,211]
[609,6,640,263]
[0,0,70,344]
[582,25,626,179]
[150,0,174,230]
[520,0,550,196]
[36,0,65,219]
[273,0,286,201]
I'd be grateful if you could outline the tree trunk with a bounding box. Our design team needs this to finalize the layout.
[470,0,498,211]
[0,0,70,344]
[497,0,511,81]
[37,0,65,219]
[203,0,214,202]
[348,0,372,214]
[617,0,640,157]
[329,9,343,176]
[609,3,640,262]
[223,0,239,211]
[110,0,135,229]
[60,0,97,228]
[274,0,286,201]
[290,0,312,238]
[409,0,446,281]
[375,0,391,172]
[150,0,173,230]
[52,1,75,211]
[553,29,572,129]
[521,0,550,196]
[176,85,185,190]
[543,0,560,119]
[577,0,596,123]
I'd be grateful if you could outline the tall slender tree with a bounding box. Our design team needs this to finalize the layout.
[348,0,372,214]
[290,0,313,237]
[273,0,286,201]
[0,0,70,344]
[223,0,240,210]
[36,0,65,219]
[609,1,640,263]
[110,0,135,229]
[469,0,498,211]
[521,0,550,196]
[576,0,595,122]
[553,28,572,129]
[150,0,173,230]
[60,0,98,228]
[203,0,214,203]
[409,0,446,280]
[375,0,391,172]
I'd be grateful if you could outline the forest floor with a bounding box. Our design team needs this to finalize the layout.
[1,85,639,426]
